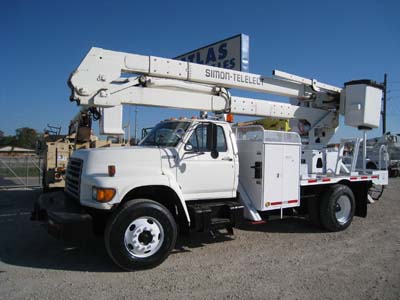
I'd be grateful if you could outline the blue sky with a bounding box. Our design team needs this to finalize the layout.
[1,0,399,142]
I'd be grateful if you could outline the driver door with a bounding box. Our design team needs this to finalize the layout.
[177,123,236,200]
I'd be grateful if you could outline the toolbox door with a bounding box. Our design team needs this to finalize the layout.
[263,144,284,207]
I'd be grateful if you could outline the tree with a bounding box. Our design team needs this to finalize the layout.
[0,130,15,147]
[0,128,39,149]
[15,127,38,149]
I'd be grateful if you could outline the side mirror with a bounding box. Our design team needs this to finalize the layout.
[184,144,194,152]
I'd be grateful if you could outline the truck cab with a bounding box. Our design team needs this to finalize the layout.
[66,119,238,210]
[34,119,243,270]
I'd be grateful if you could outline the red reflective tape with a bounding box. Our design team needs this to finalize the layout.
[288,200,298,204]
[361,176,368,179]
[350,177,358,180]
[308,179,317,183]
[371,175,379,179]
[249,220,267,225]
[270,202,282,205]
[322,178,331,182]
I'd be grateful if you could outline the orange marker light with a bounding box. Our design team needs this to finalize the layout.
[226,113,234,123]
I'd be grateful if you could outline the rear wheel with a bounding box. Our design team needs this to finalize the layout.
[105,199,177,270]
[307,197,321,227]
[320,184,355,232]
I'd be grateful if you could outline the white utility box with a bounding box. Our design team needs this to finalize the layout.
[236,126,301,211]
[343,80,383,129]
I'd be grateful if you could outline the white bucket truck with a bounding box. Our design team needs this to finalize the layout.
[32,47,387,270]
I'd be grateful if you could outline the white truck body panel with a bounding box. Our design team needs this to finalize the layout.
[70,146,190,221]
[263,143,300,210]
[236,127,301,213]
[236,141,263,208]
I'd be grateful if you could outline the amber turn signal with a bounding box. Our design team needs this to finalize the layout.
[92,187,116,202]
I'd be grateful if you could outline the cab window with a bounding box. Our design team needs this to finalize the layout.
[216,126,227,152]
[140,121,190,147]
[187,124,227,152]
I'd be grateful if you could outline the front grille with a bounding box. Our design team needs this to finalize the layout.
[65,158,83,200]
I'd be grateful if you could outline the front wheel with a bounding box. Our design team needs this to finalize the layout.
[105,199,177,270]
[320,184,355,232]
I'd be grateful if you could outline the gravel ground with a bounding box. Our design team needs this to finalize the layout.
[0,179,399,300]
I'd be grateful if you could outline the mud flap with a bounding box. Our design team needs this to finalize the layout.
[352,182,369,218]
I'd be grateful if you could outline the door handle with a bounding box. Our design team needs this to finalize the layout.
[250,161,262,179]
[222,157,233,161]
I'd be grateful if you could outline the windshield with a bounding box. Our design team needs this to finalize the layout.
[140,121,191,147]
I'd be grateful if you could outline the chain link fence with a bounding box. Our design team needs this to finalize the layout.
[0,155,43,189]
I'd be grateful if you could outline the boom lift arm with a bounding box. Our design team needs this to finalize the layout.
[68,47,365,147]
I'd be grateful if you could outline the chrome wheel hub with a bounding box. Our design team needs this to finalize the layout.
[335,195,352,224]
[124,216,164,258]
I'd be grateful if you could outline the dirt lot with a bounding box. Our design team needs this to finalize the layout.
[0,179,399,300]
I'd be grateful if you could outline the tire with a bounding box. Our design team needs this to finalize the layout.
[389,169,399,178]
[105,199,177,271]
[307,197,321,228]
[319,184,355,232]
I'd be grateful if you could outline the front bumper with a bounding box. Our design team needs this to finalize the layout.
[31,191,93,240]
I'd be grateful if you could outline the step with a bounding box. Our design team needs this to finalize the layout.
[187,201,243,232]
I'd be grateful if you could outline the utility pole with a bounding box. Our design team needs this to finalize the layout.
[382,73,387,135]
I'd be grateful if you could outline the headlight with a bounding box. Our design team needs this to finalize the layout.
[92,187,116,202]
